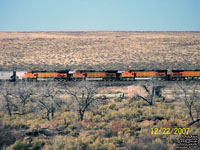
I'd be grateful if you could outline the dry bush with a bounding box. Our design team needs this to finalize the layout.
[130,81,165,105]
[12,81,35,115]
[65,81,101,121]
[174,82,200,126]
[0,82,17,117]
[36,81,63,120]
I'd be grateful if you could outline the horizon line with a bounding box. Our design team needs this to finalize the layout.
[0,30,200,33]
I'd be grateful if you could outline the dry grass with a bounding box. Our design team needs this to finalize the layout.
[0,81,200,150]
[0,31,200,71]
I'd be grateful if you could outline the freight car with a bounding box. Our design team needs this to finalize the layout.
[0,71,16,81]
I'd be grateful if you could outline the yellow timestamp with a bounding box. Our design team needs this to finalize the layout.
[151,128,190,135]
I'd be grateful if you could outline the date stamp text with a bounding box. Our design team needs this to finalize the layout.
[151,128,190,135]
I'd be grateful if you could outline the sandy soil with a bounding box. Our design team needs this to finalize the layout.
[0,31,200,71]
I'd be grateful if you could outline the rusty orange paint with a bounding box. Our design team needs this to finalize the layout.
[135,72,157,77]
[24,73,37,78]
[182,71,200,77]
[57,73,67,77]
[27,70,33,73]
[73,73,85,78]
[86,72,107,77]
[37,72,67,78]
[24,72,67,79]
[121,72,135,77]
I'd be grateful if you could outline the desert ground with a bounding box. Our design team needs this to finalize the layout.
[0,81,200,150]
[0,31,200,71]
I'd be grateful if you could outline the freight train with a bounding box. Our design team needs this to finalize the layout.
[1,69,200,81]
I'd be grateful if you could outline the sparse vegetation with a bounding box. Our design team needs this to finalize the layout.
[0,81,200,150]
[0,32,200,70]
[136,80,162,105]
[175,82,200,127]
[65,81,100,121]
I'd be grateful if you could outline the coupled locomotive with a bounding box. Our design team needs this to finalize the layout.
[1,69,200,82]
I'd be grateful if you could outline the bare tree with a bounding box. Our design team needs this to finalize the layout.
[0,82,16,117]
[176,82,200,126]
[37,81,62,120]
[136,80,164,105]
[65,81,99,121]
[13,81,35,115]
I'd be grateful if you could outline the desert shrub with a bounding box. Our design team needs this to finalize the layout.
[114,97,123,102]
[98,95,108,105]
[126,134,168,150]
[12,140,45,150]
[114,138,124,147]
[152,116,165,121]
[26,129,40,137]
[0,129,16,149]
[92,114,102,123]
[150,138,168,150]
[53,135,93,150]
[104,119,123,137]
[109,104,116,110]
[32,141,45,150]
[128,96,140,104]
[90,137,116,150]
[13,141,31,150]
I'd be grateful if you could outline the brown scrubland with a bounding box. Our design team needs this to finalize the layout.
[0,31,200,70]
[0,81,200,150]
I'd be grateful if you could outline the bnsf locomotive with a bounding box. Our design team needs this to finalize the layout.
[0,69,200,81]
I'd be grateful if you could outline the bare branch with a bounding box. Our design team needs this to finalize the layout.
[175,82,200,126]
[36,81,62,120]
[65,81,99,121]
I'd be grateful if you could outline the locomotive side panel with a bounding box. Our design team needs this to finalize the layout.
[86,72,107,81]
[132,70,167,80]
[71,72,85,81]
[120,70,135,81]
[182,71,200,77]
[24,72,37,80]
[35,72,68,80]
[84,71,117,81]
[171,70,200,80]
[86,72,107,78]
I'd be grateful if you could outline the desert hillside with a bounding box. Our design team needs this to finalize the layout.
[0,31,200,71]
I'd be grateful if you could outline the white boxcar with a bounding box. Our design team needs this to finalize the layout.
[0,71,14,80]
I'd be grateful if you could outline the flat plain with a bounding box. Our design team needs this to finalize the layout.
[0,31,200,71]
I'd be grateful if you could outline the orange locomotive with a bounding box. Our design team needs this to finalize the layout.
[70,70,118,81]
[24,70,68,81]
[171,70,200,80]
[120,70,167,80]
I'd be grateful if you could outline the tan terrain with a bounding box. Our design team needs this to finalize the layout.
[0,31,200,71]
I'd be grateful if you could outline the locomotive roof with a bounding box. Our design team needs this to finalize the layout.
[75,70,118,73]
[31,70,69,73]
[172,69,200,72]
[128,70,167,72]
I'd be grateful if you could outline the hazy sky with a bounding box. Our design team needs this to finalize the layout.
[0,0,200,31]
